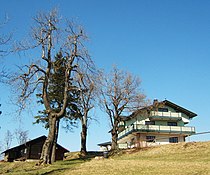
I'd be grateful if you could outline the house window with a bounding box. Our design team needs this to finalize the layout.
[158,108,168,112]
[146,136,156,142]
[145,121,155,125]
[167,122,177,126]
[169,137,178,143]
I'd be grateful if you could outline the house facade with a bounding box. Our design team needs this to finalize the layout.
[118,99,197,149]
[2,135,69,162]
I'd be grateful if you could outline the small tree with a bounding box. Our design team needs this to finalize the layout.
[100,66,146,150]
[14,128,28,145]
[4,130,13,150]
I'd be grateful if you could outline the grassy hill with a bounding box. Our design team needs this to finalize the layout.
[1,141,210,175]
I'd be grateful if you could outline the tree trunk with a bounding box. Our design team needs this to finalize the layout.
[111,129,118,150]
[80,120,87,155]
[39,116,56,165]
[111,120,119,150]
[51,119,59,163]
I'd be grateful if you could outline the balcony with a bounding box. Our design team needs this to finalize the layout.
[149,111,183,121]
[118,124,195,140]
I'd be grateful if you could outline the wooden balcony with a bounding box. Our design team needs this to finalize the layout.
[118,124,195,140]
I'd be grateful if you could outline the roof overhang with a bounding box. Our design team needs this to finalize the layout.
[97,141,111,147]
[1,135,69,154]
[163,100,197,118]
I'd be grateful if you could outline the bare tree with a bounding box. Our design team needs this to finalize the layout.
[14,128,28,145]
[33,52,80,163]
[0,142,3,154]
[0,15,12,57]
[76,70,98,155]
[0,15,12,84]
[4,130,13,150]
[100,66,147,150]
[10,9,93,164]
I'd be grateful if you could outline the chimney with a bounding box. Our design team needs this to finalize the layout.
[153,99,158,105]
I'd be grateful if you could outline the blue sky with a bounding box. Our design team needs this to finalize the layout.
[0,0,210,152]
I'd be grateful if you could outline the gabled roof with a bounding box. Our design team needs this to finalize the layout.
[163,100,197,118]
[121,99,197,121]
[1,135,69,154]
[97,141,111,147]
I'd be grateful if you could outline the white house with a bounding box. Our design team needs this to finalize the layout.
[117,99,197,149]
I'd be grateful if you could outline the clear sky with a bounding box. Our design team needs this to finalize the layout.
[0,0,210,152]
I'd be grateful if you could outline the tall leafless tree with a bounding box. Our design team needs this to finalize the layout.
[75,70,98,155]
[100,66,147,150]
[33,52,80,163]
[9,9,94,164]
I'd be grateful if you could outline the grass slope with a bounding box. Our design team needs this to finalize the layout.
[1,141,210,175]
[0,157,86,175]
[66,142,210,175]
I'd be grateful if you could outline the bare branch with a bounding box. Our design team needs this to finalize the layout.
[6,9,95,164]
[0,15,12,56]
[14,128,28,145]
[99,66,147,150]
[4,130,13,150]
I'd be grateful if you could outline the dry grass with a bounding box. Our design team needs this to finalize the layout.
[1,142,210,175]
[65,141,210,175]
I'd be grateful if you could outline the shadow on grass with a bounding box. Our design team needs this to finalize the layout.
[63,151,103,164]
[39,167,72,175]
[1,152,102,175]
[64,157,90,162]
[39,155,94,175]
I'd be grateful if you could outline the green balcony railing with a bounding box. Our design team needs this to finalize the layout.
[149,111,183,121]
[118,124,195,140]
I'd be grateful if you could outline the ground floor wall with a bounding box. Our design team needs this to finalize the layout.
[118,133,187,149]
[99,145,111,151]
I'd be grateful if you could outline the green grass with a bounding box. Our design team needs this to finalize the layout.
[1,142,210,175]
[0,158,86,175]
